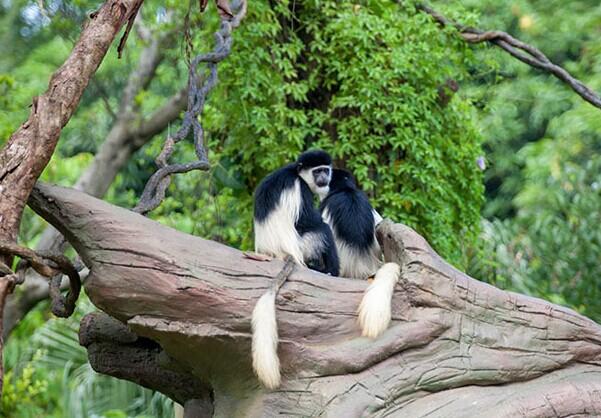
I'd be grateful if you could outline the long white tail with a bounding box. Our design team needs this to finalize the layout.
[358,262,400,338]
[251,290,280,389]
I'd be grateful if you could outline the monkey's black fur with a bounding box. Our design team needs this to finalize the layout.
[296,150,332,170]
[254,151,339,276]
[253,164,297,223]
[320,169,376,252]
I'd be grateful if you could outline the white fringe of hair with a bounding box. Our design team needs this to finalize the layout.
[358,262,400,338]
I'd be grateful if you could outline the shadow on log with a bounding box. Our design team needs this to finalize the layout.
[28,182,601,417]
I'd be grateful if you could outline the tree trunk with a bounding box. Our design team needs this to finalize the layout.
[28,182,601,417]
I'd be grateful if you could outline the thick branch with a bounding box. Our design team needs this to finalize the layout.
[0,0,145,246]
[414,3,601,109]
[28,182,601,417]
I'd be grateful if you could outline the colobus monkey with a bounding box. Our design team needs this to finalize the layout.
[254,150,339,274]
[320,168,400,338]
[252,150,339,389]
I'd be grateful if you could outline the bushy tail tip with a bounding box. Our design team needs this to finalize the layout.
[251,290,281,389]
[358,262,400,338]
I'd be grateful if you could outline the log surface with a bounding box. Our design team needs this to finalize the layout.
[29,182,601,417]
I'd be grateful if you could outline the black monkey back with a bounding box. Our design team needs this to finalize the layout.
[254,164,298,223]
[320,169,376,252]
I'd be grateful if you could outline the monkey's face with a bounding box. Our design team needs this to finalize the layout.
[299,165,332,199]
[312,165,332,188]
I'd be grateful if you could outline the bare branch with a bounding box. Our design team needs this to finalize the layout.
[214,0,233,19]
[43,252,82,317]
[414,3,601,110]
[0,263,12,277]
[116,0,145,58]
[0,277,17,353]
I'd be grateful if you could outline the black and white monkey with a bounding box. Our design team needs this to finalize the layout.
[320,168,400,338]
[254,150,339,274]
[252,150,339,389]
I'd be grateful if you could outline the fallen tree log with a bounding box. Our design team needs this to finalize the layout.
[28,182,601,417]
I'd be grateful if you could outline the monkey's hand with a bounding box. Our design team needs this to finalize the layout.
[243,251,273,262]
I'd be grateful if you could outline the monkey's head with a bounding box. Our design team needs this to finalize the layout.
[296,150,333,199]
[328,168,357,193]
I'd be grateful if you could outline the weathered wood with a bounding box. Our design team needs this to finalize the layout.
[28,182,601,417]
[79,312,212,405]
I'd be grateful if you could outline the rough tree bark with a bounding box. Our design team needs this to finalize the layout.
[28,182,601,418]
[2,26,187,337]
[0,0,143,248]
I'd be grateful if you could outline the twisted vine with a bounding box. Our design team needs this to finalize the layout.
[133,0,247,215]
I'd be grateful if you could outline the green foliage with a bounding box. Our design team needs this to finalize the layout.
[151,169,252,247]
[0,73,18,141]
[470,154,601,320]
[456,0,601,218]
[459,0,601,321]
[1,0,486,265]
[2,350,52,418]
[203,0,484,265]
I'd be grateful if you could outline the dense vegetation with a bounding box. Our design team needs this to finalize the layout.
[0,0,599,416]
[463,0,601,319]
